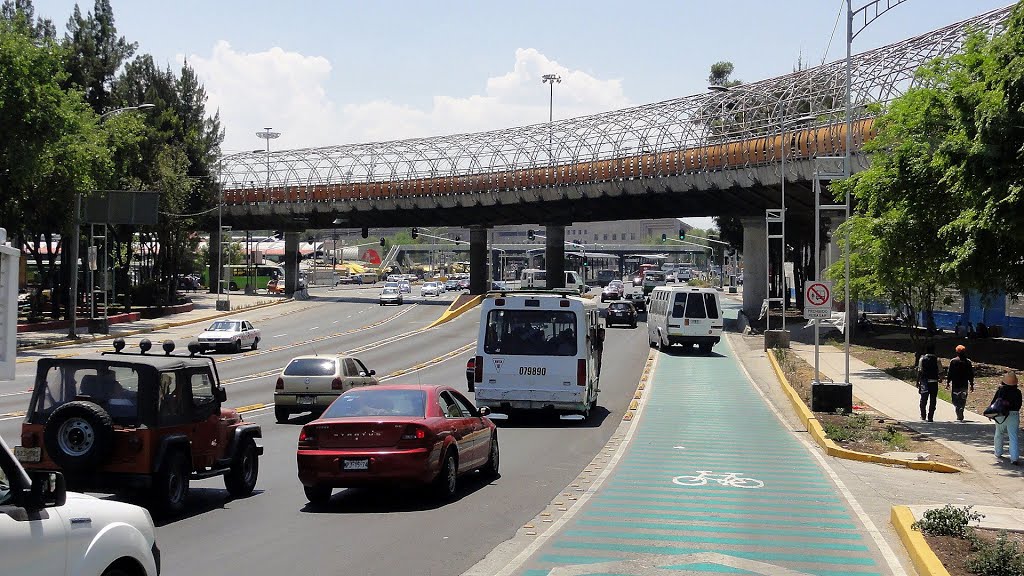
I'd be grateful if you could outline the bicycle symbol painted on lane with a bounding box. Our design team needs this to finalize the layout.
[672,470,764,489]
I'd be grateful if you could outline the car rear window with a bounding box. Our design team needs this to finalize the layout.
[284,358,337,376]
[609,303,631,310]
[324,389,426,418]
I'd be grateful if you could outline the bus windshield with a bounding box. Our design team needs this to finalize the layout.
[484,309,578,356]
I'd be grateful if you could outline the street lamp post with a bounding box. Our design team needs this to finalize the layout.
[542,74,561,164]
[255,128,280,294]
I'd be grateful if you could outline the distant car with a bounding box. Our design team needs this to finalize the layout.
[596,270,619,287]
[379,287,403,306]
[600,285,621,302]
[399,280,412,294]
[491,281,507,291]
[444,279,461,291]
[421,282,442,297]
[458,279,470,290]
[296,385,498,505]
[606,301,638,328]
[609,280,625,296]
[274,355,378,423]
[665,271,677,283]
[625,292,647,313]
[198,319,261,353]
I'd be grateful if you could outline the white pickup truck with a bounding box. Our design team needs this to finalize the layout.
[197,318,261,353]
[0,436,160,576]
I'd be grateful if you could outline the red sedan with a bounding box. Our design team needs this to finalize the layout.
[296,384,498,505]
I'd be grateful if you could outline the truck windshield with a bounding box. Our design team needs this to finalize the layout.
[484,309,578,356]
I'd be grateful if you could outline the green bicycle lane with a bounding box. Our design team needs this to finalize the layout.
[514,317,897,576]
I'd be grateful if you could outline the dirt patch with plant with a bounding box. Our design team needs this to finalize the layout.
[773,348,970,470]
[823,324,1024,418]
[914,505,1024,576]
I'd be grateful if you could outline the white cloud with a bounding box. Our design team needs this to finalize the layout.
[183,44,629,152]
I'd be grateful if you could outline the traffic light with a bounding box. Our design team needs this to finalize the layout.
[527,229,535,241]
[411,227,418,239]
[678,228,686,240]
[380,237,386,247]
[361,227,368,238]
[661,233,667,242]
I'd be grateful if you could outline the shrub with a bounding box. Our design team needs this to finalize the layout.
[822,414,869,443]
[912,505,983,538]
[879,425,909,451]
[966,532,1024,576]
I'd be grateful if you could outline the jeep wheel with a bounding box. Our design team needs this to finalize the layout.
[44,401,114,472]
[152,450,190,516]
[225,437,259,498]
[274,406,290,423]
[304,485,332,506]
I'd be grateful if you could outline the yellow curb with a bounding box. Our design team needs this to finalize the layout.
[427,294,484,328]
[16,298,291,353]
[766,350,962,473]
[891,505,951,576]
[235,403,266,413]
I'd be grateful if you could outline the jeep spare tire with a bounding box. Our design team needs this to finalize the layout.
[44,400,115,471]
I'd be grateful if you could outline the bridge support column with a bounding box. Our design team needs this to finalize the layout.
[741,217,767,323]
[284,232,300,296]
[469,227,489,295]
[545,225,566,290]
[208,222,221,295]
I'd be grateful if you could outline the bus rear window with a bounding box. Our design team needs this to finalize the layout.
[484,310,577,356]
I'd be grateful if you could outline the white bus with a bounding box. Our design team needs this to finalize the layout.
[647,286,723,354]
[471,292,604,419]
[520,269,586,294]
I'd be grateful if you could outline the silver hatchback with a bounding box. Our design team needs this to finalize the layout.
[274,355,378,423]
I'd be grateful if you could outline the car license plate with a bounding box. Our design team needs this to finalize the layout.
[14,446,41,463]
[343,459,369,470]
[297,395,316,406]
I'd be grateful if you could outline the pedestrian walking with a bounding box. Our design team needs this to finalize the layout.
[946,344,975,422]
[989,372,1022,465]
[917,343,941,422]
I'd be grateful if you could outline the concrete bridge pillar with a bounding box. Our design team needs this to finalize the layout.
[469,226,489,295]
[545,224,566,289]
[284,231,300,296]
[741,217,767,322]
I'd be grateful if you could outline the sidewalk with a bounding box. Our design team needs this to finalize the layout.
[16,292,288,352]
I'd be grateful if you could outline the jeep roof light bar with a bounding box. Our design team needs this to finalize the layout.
[104,337,223,384]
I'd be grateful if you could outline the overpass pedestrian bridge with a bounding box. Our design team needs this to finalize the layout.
[212,6,1008,303]
[219,7,1007,230]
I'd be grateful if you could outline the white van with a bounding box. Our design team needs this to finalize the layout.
[471,292,604,418]
[647,286,723,354]
[520,269,586,294]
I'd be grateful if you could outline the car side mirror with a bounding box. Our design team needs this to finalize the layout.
[26,471,66,508]
[478,406,491,417]
[369,370,376,376]
[216,387,227,402]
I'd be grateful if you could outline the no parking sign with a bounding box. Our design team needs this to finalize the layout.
[804,281,832,319]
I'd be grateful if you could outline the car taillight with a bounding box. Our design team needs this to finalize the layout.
[298,427,317,449]
[276,377,284,390]
[577,358,586,386]
[398,425,431,447]
[331,377,344,390]
[474,355,483,383]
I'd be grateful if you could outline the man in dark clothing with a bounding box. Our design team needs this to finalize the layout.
[918,343,941,422]
[991,372,1022,464]
[946,344,975,422]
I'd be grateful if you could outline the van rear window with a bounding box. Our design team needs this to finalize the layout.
[484,310,578,356]
[704,293,719,319]
[682,292,707,319]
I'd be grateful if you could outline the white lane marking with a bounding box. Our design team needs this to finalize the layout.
[491,352,659,576]
[333,320,339,324]
[726,333,907,576]
[310,326,319,331]
[0,414,25,422]
[274,334,287,338]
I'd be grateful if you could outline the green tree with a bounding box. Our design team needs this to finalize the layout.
[63,0,136,113]
[707,61,742,88]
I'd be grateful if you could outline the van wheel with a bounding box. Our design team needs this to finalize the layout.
[699,343,713,355]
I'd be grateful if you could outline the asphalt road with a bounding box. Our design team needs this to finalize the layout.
[3,285,652,576]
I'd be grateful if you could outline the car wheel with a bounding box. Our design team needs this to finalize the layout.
[225,437,259,498]
[481,435,499,478]
[433,451,458,500]
[234,339,242,353]
[101,567,134,576]
[274,406,290,423]
[152,449,189,516]
[44,401,114,472]
[632,322,638,329]
[251,337,259,351]
[304,485,332,506]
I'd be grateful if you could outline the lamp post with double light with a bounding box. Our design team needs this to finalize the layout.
[542,74,561,164]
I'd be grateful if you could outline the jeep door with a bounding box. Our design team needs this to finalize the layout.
[184,369,222,468]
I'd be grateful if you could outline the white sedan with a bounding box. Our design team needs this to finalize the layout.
[197,319,261,353]
[421,282,442,297]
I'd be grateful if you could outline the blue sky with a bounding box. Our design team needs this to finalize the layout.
[32,0,1014,228]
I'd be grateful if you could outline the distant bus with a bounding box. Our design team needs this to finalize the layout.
[202,264,285,291]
